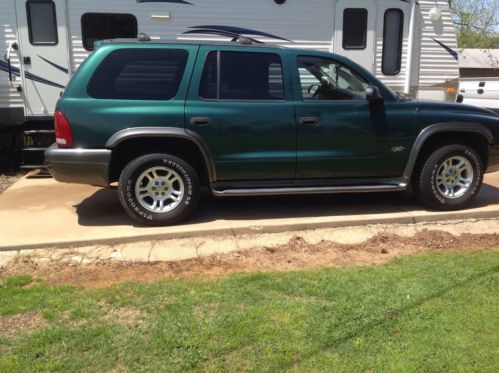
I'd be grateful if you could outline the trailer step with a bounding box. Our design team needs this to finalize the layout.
[22,147,47,152]
[20,165,47,170]
[23,130,55,135]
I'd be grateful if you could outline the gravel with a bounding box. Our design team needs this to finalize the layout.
[0,173,22,195]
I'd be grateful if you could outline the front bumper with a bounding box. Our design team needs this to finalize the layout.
[45,143,111,187]
[486,144,499,173]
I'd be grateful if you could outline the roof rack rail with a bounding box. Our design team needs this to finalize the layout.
[181,28,264,45]
[137,33,151,42]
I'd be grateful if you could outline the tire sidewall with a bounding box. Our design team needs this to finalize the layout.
[120,154,198,224]
[427,146,483,208]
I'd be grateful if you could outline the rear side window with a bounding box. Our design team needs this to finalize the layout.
[27,0,58,45]
[343,8,367,50]
[382,9,404,75]
[87,49,189,101]
[81,13,138,51]
[199,51,284,101]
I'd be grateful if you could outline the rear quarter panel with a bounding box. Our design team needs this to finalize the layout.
[58,44,199,148]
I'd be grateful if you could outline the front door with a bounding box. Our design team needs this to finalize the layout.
[186,46,296,183]
[333,0,376,72]
[293,54,408,180]
[15,0,70,117]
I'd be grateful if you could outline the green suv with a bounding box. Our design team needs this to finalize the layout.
[46,36,499,226]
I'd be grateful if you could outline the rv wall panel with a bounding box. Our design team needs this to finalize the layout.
[0,0,23,111]
[417,0,459,87]
[67,0,335,69]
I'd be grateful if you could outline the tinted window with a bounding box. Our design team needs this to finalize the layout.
[27,0,58,45]
[382,9,404,75]
[88,49,188,100]
[343,8,367,50]
[298,56,369,101]
[81,13,137,51]
[199,51,284,100]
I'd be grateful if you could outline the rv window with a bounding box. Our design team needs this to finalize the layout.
[81,13,138,51]
[87,49,189,100]
[200,51,285,101]
[382,9,404,75]
[26,0,58,45]
[343,9,367,50]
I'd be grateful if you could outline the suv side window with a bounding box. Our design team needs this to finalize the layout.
[200,51,284,101]
[298,56,369,101]
[87,48,188,100]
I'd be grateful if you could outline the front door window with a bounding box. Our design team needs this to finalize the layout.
[297,56,369,101]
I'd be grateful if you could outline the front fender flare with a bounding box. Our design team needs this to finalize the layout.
[402,122,494,183]
[105,127,217,182]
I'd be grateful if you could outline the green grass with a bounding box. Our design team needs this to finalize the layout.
[1,251,498,372]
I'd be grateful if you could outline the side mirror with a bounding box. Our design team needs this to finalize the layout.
[456,94,464,103]
[366,85,383,102]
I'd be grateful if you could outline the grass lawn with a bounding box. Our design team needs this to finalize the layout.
[1,251,498,372]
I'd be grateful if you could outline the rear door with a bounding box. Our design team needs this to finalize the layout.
[15,0,70,116]
[333,0,376,72]
[185,46,296,182]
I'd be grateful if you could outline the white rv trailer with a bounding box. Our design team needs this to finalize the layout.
[0,0,459,166]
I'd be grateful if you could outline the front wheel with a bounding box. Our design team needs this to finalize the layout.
[414,144,484,210]
[118,154,200,226]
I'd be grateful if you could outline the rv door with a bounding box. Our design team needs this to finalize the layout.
[333,0,376,72]
[15,0,70,117]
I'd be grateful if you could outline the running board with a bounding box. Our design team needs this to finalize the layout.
[211,183,408,197]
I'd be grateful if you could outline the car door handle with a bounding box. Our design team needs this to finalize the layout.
[299,116,320,126]
[190,117,212,126]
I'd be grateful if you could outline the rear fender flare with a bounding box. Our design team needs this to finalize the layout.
[105,127,217,182]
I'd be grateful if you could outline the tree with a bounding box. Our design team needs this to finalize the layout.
[448,0,499,48]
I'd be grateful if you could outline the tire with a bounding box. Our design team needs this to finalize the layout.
[414,144,484,210]
[118,153,200,226]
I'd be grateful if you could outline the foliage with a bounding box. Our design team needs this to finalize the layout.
[448,0,499,48]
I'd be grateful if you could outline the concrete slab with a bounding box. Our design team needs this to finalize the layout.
[0,172,498,251]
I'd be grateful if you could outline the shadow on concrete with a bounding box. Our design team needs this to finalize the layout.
[74,182,499,227]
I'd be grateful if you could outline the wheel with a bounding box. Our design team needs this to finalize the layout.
[414,144,484,210]
[118,154,200,226]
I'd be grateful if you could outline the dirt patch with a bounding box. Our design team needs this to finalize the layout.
[0,312,48,337]
[102,307,145,326]
[2,229,498,288]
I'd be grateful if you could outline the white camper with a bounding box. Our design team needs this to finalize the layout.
[1,0,459,166]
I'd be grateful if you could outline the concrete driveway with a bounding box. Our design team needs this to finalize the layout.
[1,172,498,251]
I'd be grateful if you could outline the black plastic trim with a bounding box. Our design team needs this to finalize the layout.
[105,127,217,182]
[45,143,111,186]
[402,122,495,182]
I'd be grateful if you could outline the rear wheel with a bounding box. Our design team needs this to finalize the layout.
[414,144,484,210]
[118,154,200,226]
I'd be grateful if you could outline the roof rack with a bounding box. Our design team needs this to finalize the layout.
[137,33,151,42]
[181,28,264,45]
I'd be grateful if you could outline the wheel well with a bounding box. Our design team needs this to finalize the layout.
[109,137,210,184]
[411,131,489,180]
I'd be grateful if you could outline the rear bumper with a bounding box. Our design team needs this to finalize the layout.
[486,144,499,173]
[45,144,111,187]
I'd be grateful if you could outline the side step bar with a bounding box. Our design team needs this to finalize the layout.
[211,184,408,197]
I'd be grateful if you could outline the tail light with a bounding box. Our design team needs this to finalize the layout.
[54,111,73,148]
